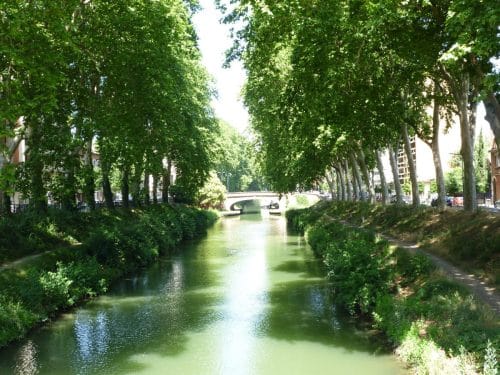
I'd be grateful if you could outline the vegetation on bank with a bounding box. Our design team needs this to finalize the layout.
[307,201,500,286]
[287,203,499,374]
[0,205,218,348]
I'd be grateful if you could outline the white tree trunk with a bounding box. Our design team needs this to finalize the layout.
[402,123,420,206]
[349,152,364,201]
[388,145,403,204]
[376,150,389,205]
[357,148,375,203]
[343,160,352,201]
[431,85,447,210]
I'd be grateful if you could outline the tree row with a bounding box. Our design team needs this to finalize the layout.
[221,0,499,211]
[0,0,215,214]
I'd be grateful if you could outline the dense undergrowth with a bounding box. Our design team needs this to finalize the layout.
[0,205,218,348]
[287,203,499,374]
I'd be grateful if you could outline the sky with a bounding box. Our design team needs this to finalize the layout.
[192,0,250,135]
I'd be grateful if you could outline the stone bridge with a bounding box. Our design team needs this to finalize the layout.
[223,191,321,212]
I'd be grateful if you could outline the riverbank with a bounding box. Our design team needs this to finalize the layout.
[287,203,499,374]
[0,205,218,348]
[302,201,499,287]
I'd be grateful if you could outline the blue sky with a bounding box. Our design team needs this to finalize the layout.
[192,0,249,135]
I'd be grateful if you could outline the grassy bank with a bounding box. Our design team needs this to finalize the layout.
[287,204,499,374]
[293,201,500,286]
[0,205,218,348]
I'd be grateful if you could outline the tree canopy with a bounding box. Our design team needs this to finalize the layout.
[0,0,216,212]
[220,0,499,211]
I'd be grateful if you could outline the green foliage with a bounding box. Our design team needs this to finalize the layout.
[295,195,309,207]
[307,221,393,314]
[212,120,265,192]
[402,181,412,195]
[196,171,227,209]
[285,202,328,233]
[0,0,215,213]
[170,183,196,205]
[394,249,436,285]
[0,295,39,346]
[445,155,464,195]
[374,277,499,371]
[298,201,498,373]
[475,130,490,193]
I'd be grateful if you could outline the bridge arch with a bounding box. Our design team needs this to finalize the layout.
[223,192,321,212]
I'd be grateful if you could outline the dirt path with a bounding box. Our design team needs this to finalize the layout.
[0,251,53,272]
[381,235,500,315]
[336,218,500,316]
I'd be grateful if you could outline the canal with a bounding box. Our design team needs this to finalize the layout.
[0,214,404,374]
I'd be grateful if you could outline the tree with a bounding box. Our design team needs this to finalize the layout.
[474,130,489,193]
[0,0,216,216]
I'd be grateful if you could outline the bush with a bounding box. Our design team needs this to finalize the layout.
[304,219,393,314]
[395,249,435,285]
[323,234,393,314]
[0,295,39,345]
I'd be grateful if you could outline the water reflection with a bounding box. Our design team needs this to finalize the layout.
[14,341,38,375]
[74,311,110,372]
[219,219,269,375]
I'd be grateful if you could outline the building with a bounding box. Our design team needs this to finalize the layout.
[491,142,500,205]
[376,103,494,204]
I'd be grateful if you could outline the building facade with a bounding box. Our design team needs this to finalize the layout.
[491,142,500,205]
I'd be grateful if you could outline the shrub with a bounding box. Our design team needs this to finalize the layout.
[0,295,39,345]
[395,249,436,285]
[39,267,73,311]
[323,235,393,314]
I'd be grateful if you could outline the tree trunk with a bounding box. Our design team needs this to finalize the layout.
[83,139,96,210]
[152,174,158,204]
[349,152,364,201]
[442,68,477,212]
[0,191,4,216]
[388,145,403,204]
[456,76,477,212]
[334,165,346,201]
[144,171,150,206]
[484,93,500,148]
[376,150,389,205]
[431,87,447,210]
[343,160,352,201]
[101,160,114,209]
[162,160,172,203]
[3,192,11,214]
[31,156,47,213]
[401,124,420,206]
[131,164,143,207]
[121,165,130,208]
[357,148,375,203]
[350,163,360,201]
[325,169,335,199]
[62,169,77,211]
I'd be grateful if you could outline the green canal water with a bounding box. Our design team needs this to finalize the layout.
[0,214,405,374]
